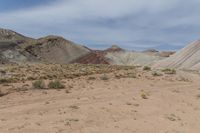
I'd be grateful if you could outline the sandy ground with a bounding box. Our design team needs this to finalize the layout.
[0,69,200,133]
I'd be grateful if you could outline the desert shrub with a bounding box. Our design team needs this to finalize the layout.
[27,76,37,80]
[48,80,65,89]
[0,78,10,84]
[69,105,80,109]
[196,94,200,99]
[0,78,16,84]
[32,80,46,89]
[0,90,8,97]
[127,73,137,78]
[152,71,162,76]
[141,92,148,99]
[115,72,136,79]
[87,77,96,80]
[143,66,151,71]
[100,74,109,80]
[162,68,176,74]
[178,76,190,82]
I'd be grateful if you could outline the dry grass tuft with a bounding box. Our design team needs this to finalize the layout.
[32,80,46,89]
[48,80,65,89]
[162,68,176,74]
[143,66,151,71]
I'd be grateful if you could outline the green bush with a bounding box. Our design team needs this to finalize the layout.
[143,66,151,71]
[32,80,46,89]
[48,80,65,89]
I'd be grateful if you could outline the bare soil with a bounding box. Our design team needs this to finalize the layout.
[0,64,200,133]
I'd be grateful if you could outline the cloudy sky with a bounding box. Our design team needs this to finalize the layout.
[0,0,200,50]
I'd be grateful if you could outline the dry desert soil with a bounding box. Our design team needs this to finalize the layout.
[0,64,200,133]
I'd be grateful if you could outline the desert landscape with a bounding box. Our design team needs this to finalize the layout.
[0,28,200,133]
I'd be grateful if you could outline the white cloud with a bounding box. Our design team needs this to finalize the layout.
[0,0,179,22]
[0,0,200,50]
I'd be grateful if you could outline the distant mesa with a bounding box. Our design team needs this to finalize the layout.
[158,51,175,57]
[143,49,159,53]
[105,45,125,53]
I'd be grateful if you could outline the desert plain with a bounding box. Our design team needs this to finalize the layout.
[0,64,200,133]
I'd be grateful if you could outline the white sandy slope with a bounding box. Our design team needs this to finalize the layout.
[106,51,164,66]
[153,40,200,70]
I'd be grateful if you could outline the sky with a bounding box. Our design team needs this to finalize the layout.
[0,0,200,51]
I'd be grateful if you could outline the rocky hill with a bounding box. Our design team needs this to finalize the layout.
[73,45,124,64]
[0,28,175,66]
[0,28,90,64]
[24,36,90,64]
